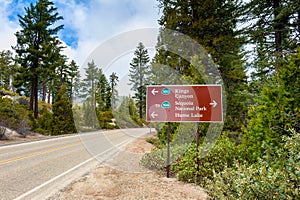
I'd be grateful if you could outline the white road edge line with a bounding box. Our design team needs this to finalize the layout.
[14,137,133,200]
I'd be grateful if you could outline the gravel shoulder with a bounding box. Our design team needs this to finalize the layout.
[50,133,208,200]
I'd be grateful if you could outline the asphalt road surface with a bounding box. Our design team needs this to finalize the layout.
[0,128,150,200]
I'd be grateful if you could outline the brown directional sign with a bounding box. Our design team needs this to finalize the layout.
[146,85,223,122]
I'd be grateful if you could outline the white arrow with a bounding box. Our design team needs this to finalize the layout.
[151,88,159,95]
[151,112,158,119]
[210,100,218,108]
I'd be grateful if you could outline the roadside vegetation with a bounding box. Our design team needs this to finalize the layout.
[0,0,144,137]
[141,0,300,199]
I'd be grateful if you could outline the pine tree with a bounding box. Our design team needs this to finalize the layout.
[244,0,300,77]
[156,0,248,131]
[129,42,150,119]
[81,60,99,110]
[51,84,76,135]
[13,0,63,118]
[80,60,112,128]
[0,50,17,91]
[109,72,119,109]
[96,69,111,111]
[68,60,80,101]
[41,38,65,102]
[244,49,300,162]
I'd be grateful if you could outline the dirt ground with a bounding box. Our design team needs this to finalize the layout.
[0,132,50,145]
[50,134,208,200]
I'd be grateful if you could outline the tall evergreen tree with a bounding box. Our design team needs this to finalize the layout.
[109,72,119,109]
[157,0,248,131]
[81,60,99,110]
[96,69,111,111]
[0,50,17,91]
[244,49,300,162]
[40,38,65,102]
[80,60,112,128]
[68,60,80,101]
[244,0,300,78]
[51,84,76,135]
[13,0,63,118]
[129,42,150,119]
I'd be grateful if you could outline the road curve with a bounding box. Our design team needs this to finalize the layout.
[0,128,150,200]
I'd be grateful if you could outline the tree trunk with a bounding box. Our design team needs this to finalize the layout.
[9,75,14,92]
[139,85,143,119]
[30,78,34,111]
[42,80,47,102]
[273,0,284,70]
[298,9,300,38]
[48,91,51,104]
[33,74,39,119]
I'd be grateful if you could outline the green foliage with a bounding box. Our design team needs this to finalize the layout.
[157,122,179,145]
[115,96,144,128]
[51,85,76,135]
[204,131,300,199]
[0,50,17,91]
[244,0,299,76]
[13,0,64,118]
[156,0,248,132]
[244,50,300,162]
[129,42,150,119]
[146,137,160,148]
[109,72,118,109]
[34,107,53,134]
[77,60,113,129]
[97,110,115,129]
[0,96,31,135]
[140,144,189,171]
[173,136,241,185]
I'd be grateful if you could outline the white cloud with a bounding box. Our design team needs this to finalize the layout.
[53,0,160,65]
[0,0,161,96]
[0,0,19,51]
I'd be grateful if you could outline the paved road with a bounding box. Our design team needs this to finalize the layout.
[0,128,150,200]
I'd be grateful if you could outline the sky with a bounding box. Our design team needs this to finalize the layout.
[0,0,161,95]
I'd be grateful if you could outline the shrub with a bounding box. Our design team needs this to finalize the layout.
[33,107,53,134]
[146,137,161,148]
[97,110,116,129]
[204,130,300,199]
[244,51,300,163]
[51,85,77,135]
[173,135,242,185]
[140,144,189,171]
[0,97,31,135]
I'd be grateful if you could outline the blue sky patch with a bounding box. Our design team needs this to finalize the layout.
[6,0,79,48]
[60,26,78,48]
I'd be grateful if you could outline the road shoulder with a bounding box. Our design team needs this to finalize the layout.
[50,133,207,200]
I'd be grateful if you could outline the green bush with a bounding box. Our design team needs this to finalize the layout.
[51,85,77,135]
[146,137,161,148]
[173,135,242,185]
[0,97,31,135]
[34,107,53,134]
[97,110,116,129]
[140,144,189,171]
[204,130,300,199]
[244,51,300,163]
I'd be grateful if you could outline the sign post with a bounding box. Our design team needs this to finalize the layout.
[146,85,223,177]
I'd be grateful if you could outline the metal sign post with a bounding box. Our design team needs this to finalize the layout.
[167,122,171,178]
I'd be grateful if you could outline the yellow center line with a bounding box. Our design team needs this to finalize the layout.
[0,141,81,165]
